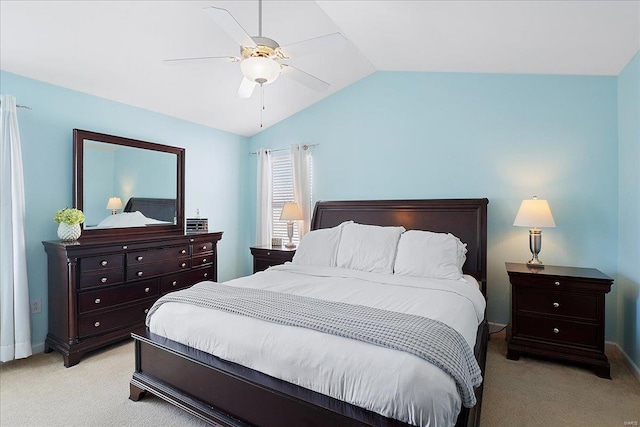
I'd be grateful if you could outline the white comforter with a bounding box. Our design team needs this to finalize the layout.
[147,264,486,427]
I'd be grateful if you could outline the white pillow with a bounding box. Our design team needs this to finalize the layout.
[336,223,405,274]
[292,221,352,267]
[393,230,466,280]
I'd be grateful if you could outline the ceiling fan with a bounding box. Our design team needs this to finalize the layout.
[164,0,347,98]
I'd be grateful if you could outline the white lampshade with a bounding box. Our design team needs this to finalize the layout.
[513,197,556,228]
[241,57,281,85]
[280,201,303,221]
[106,197,123,210]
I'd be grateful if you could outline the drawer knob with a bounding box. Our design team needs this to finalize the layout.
[553,302,560,308]
[101,260,108,266]
[181,249,186,254]
[94,321,100,327]
[95,298,101,304]
[553,328,560,334]
[172,280,177,286]
[181,262,187,268]
[202,245,207,250]
[137,256,144,261]
[202,258,207,263]
[144,308,149,314]
[100,277,107,283]
[554,281,560,286]
[267,252,271,256]
[190,238,194,242]
[137,271,144,277]
[203,272,208,277]
[144,287,150,293]
[122,245,128,250]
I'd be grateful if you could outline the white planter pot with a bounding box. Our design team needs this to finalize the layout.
[57,223,81,241]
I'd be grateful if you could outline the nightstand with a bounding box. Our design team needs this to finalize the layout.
[250,245,296,273]
[505,262,613,378]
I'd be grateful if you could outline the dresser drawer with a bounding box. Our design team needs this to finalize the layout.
[516,289,598,321]
[193,253,213,267]
[193,241,214,255]
[127,258,190,281]
[79,254,124,273]
[78,269,125,289]
[78,279,160,314]
[160,267,213,293]
[516,314,599,349]
[78,301,153,338]
[127,245,190,265]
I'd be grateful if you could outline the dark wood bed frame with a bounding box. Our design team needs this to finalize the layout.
[130,199,489,427]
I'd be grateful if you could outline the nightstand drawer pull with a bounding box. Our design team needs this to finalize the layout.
[94,321,100,328]
[100,277,107,283]
[137,256,144,261]
[554,281,560,286]
[172,280,177,286]
[144,308,149,314]
[204,272,208,278]
[553,328,560,334]
[137,271,144,277]
[553,302,560,308]
[94,298,101,304]
[101,260,108,266]
[144,287,150,293]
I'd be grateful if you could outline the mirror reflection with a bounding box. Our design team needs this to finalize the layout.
[83,140,178,229]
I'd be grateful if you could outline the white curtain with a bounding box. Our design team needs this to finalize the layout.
[256,148,272,246]
[0,95,32,362]
[291,143,312,238]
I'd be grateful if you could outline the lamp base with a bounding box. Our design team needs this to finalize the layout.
[284,242,296,249]
[526,258,545,268]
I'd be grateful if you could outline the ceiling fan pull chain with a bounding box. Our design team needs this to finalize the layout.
[260,84,264,128]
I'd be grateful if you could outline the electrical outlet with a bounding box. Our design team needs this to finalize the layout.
[30,299,41,314]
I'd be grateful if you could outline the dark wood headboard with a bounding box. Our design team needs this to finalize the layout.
[311,199,489,296]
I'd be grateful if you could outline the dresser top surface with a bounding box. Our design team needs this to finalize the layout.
[505,262,612,282]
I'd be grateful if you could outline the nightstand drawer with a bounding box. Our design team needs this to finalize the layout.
[516,289,598,321]
[509,274,590,292]
[517,314,599,349]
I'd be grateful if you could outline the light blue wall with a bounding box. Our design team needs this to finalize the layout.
[247,71,620,336]
[0,70,249,351]
[617,51,640,368]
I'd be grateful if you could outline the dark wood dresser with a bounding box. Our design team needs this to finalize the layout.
[506,262,613,378]
[43,232,222,367]
[250,245,296,273]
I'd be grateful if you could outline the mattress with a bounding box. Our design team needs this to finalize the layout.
[147,264,486,427]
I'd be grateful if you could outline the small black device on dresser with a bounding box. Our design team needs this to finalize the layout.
[505,262,613,378]
[250,245,296,273]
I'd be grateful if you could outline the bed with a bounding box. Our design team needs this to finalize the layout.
[129,198,489,427]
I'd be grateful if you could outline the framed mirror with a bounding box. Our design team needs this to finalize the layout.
[73,129,185,239]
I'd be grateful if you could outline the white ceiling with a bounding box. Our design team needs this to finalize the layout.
[1,1,638,137]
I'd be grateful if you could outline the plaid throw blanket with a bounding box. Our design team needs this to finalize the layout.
[147,282,482,408]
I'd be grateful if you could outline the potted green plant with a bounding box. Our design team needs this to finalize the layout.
[54,208,85,241]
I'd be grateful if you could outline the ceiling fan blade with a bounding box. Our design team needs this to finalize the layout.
[278,33,347,60]
[280,64,329,92]
[163,56,240,66]
[204,7,257,48]
[238,77,257,98]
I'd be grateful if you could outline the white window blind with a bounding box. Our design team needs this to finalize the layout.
[271,154,312,244]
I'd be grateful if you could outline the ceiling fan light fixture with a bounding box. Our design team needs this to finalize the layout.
[241,56,280,85]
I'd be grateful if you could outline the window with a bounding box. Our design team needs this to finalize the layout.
[271,154,312,245]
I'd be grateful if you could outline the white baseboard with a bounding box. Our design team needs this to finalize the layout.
[32,342,45,354]
[488,321,507,334]
[605,340,640,382]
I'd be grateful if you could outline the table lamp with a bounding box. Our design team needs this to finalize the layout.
[106,197,123,215]
[279,201,303,248]
[513,196,556,268]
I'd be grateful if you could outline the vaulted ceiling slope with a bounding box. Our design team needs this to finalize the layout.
[1,1,638,136]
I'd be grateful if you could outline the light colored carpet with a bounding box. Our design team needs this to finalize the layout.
[0,331,638,426]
